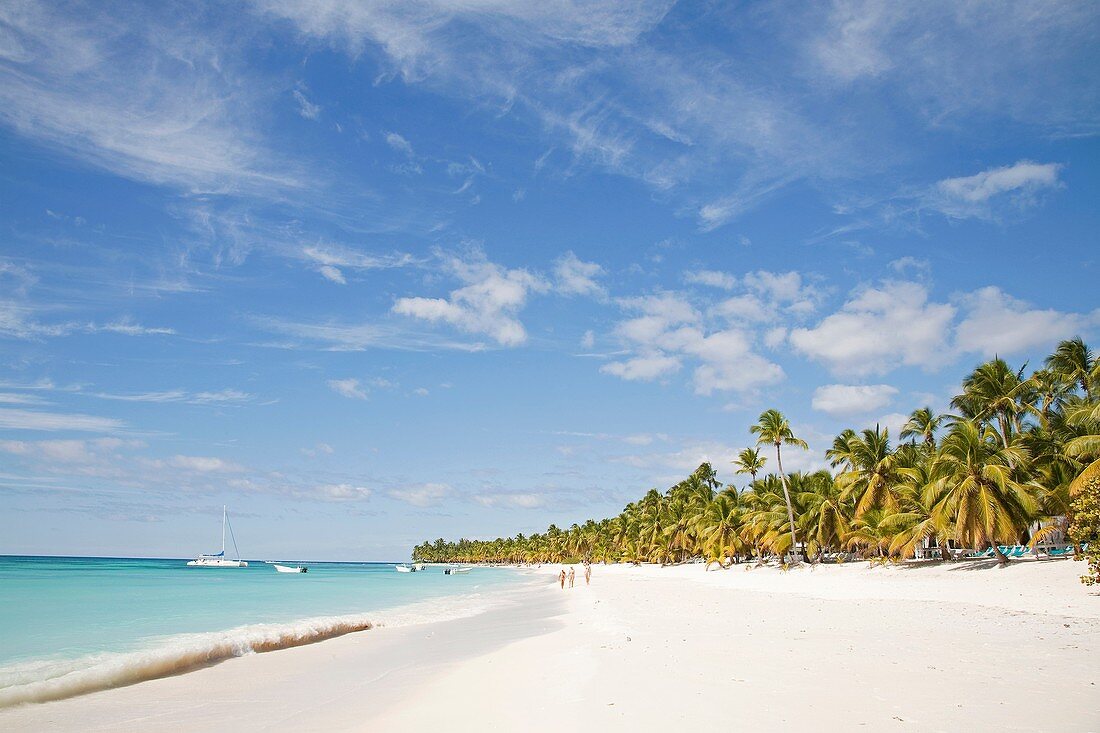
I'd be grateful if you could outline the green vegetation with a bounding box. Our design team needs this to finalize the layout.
[413,339,1100,583]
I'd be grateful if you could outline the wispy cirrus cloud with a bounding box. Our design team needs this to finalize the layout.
[0,407,125,433]
[0,2,302,194]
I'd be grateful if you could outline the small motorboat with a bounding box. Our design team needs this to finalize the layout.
[273,564,307,573]
[413,563,426,571]
[395,564,416,573]
[443,566,472,575]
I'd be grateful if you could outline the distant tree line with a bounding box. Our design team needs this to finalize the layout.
[413,339,1100,584]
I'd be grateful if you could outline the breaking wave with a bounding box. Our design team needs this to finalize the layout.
[0,615,373,708]
[0,580,529,708]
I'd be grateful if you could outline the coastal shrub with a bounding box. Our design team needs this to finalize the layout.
[1069,475,1100,586]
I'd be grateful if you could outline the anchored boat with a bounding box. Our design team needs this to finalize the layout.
[187,506,248,568]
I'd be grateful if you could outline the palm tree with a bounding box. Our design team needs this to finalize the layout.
[1046,337,1095,400]
[795,470,850,561]
[952,358,1032,450]
[693,491,747,568]
[931,420,1037,563]
[835,425,899,517]
[900,407,945,450]
[887,459,952,561]
[750,409,808,562]
[733,447,767,483]
[844,508,894,560]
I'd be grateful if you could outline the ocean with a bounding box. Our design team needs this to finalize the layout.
[0,556,520,706]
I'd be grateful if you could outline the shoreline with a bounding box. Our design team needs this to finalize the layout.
[2,562,1097,731]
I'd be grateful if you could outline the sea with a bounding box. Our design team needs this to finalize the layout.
[0,555,523,707]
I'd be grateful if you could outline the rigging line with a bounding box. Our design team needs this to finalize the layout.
[226,511,242,561]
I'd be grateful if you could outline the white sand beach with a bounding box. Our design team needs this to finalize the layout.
[2,560,1097,732]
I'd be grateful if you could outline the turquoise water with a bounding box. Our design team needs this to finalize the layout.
[0,556,519,705]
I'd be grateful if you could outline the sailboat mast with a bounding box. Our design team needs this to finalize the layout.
[221,505,226,555]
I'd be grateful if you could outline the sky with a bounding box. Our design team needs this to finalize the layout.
[1,0,1098,560]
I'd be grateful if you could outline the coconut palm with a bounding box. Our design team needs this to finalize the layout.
[693,491,748,568]
[951,358,1032,449]
[900,407,945,450]
[931,420,1037,563]
[835,425,899,517]
[795,470,851,561]
[750,409,808,562]
[1046,337,1095,400]
[732,447,767,483]
[844,508,895,560]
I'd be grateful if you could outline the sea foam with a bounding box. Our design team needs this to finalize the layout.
[0,614,373,707]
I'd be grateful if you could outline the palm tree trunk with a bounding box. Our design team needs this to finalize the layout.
[991,541,1009,564]
[775,443,800,563]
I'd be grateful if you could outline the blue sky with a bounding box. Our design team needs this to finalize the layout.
[1,1,1098,560]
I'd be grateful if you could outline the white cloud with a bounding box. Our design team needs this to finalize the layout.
[0,302,175,341]
[393,248,548,347]
[91,388,252,405]
[94,320,176,336]
[292,87,321,120]
[314,483,371,501]
[328,378,367,400]
[0,392,45,405]
[318,265,346,284]
[0,437,139,465]
[806,3,1098,132]
[168,455,244,473]
[0,4,300,193]
[301,442,335,457]
[790,280,955,376]
[301,243,415,271]
[601,292,784,394]
[413,387,429,396]
[684,270,737,290]
[0,407,125,432]
[810,1,900,82]
[869,412,910,439]
[929,161,1062,219]
[384,131,414,155]
[812,384,899,417]
[711,294,771,323]
[472,492,545,509]
[601,353,681,381]
[387,482,450,507]
[580,329,595,349]
[954,286,1094,357]
[889,256,930,277]
[554,251,605,297]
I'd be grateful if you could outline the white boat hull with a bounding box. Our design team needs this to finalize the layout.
[273,564,306,573]
[395,565,414,573]
[444,566,471,575]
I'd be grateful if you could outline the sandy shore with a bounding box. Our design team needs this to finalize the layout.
[3,559,1098,731]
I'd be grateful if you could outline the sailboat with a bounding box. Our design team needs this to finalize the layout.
[187,506,248,567]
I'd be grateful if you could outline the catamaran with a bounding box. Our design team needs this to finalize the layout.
[187,506,248,567]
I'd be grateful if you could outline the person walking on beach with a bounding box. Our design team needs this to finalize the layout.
[568,567,575,588]
[559,568,566,589]
[584,563,592,586]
